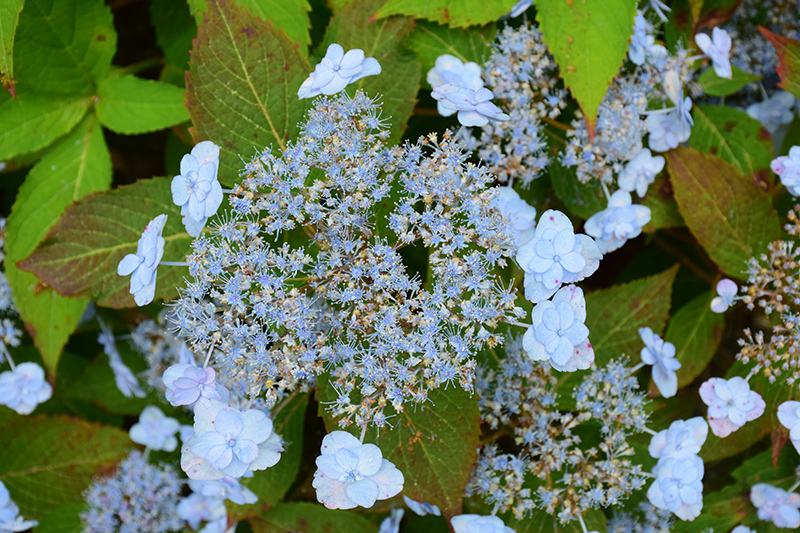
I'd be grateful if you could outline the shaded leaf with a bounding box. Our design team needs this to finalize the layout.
[666,147,781,277]
[689,105,774,178]
[681,484,747,533]
[0,414,132,518]
[373,0,518,28]
[641,176,683,231]
[760,26,800,100]
[585,265,678,365]
[536,0,637,138]
[405,21,495,88]
[13,0,116,95]
[96,74,190,135]
[188,0,312,55]
[318,0,421,145]
[6,114,110,375]
[666,291,724,389]
[318,378,480,518]
[186,0,310,187]
[698,64,761,96]
[231,392,310,519]
[37,504,84,533]
[250,502,375,533]
[0,0,24,96]
[548,161,606,220]
[0,93,90,161]
[151,0,197,71]
[18,178,192,309]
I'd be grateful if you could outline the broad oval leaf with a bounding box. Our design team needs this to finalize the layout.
[698,65,761,97]
[6,114,111,375]
[666,290,724,389]
[666,147,781,278]
[689,104,774,179]
[96,74,190,135]
[0,0,25,96]
[548,162,606,220]
[186,0,311,187]
[536,0,637,138]
[18,177,192,309]
[373,0,518,28]
[13,0,116,95]
[642,176,683,231]
[0,413,131,518]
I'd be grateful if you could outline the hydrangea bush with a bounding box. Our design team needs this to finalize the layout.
[2,0,800,532]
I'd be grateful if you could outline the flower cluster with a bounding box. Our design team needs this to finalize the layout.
[170,91,523,430]
[646,417,708,521]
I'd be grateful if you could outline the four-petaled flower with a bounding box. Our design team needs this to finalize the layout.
[699,377,765,438]
[771,146,800,197]
[182,398,283,480]
[777,400,800,454]
[298,44,381,99]
[751,483,800,529]
[618,148,664,198]
[451,514,516,533]
[710,278,738,313]
[431,86,509,127]
[649,417,708,461]
[313,431,404,509]
[695,27,732,79]
[646,111,691,152]
[172,141,223,237]
[0,362,52,415]
[584,190,651,254]
[117,214,167,306]
[747,91,796,134]
[129,405,181,452]
[495,186,536,248]
[639,327,681,398]
[516,209,601,303]
[523,285,594,372]
[427,55,483,119]
[647,455,704,521]
[162,363,224,407]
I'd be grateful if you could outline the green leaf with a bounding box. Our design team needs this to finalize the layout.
[13,0,116,95]
[536,0,637,137]
[37,504,85,533]
[506,508,607,533]
[405,21,495,88]
[0,0,25,95]
[318,378,480,518]
[317,0,421,145]
[689,105,774,178]
[151,0,198,71]
[231,392,310,519]
[681,485,747,533]
[548,162,606,220]
[0,414,131,518]
[186,0,310,187]
[17,177,193,309]
[585,265,678,365]
[6,114,111,375]
[250,503,376,533]
[188,0,312,55]
[373,0,518,28]
[760,27,800,100]
[666,291,724,389]
[96,74,190,134]
[666,147,781,277]
[0,93,90,161]
[698,64,761,96]
[641,176,683,231]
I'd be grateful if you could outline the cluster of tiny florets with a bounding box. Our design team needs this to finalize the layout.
[470,336,649,522]
[170,91,523,429]
[80,451,184,533]
[737,205,800,383]
[461,22,564,186]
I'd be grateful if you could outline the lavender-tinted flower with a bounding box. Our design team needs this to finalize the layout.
[313,431,403,509]
[81,450,184,533]
[403,495,441,516]
[772,146,800,196]
[751,483,800,528]
[171,92,523,430]
[98,318,145,399]
[466,23,561,185]
[746,91,796,134]
[451,515,515,533]
[646,111,690,152]
[507,0,532,18]
[176,493,226,531]
[378,508,404,533]
[629,12,667,66]
[298,44,381,99]
[777,401,800,454]
[432,85,509,127]
[695,28,733,79]
[129,405,181,452]
[494,186,536,248]
[162,364,223,406]
[646,455,704,521]
[427,55,483,98]
[0,362,52,415]
[0,481,37,532]
[699,377,765,438]
[710,278,738,313]
[584,190,651,254]
[648,417,708,461]
[188,478,257,506]
[639,327,681,398]
[618,148,664,198]
[172,141,223,237]
[117,214,167,306]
